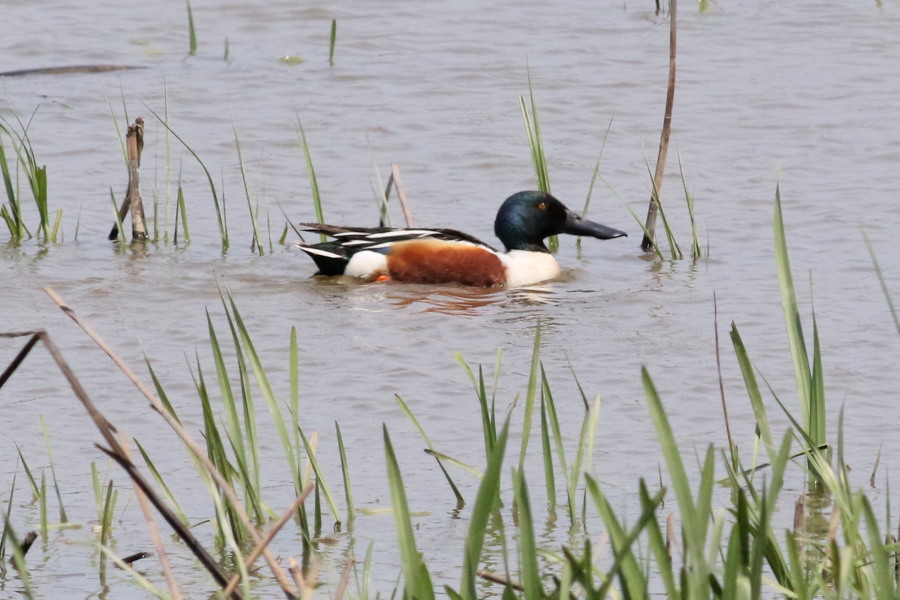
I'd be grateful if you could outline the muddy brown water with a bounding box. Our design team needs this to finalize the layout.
[2,0,900,597]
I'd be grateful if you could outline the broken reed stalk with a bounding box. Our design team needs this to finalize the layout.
[381,164,413,227]
[109,118,147,241]
[640,0,677,251]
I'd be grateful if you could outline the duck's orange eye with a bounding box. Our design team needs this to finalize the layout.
[537,202,547,210]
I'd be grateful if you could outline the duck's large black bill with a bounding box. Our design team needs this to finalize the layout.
[560,210,627,240]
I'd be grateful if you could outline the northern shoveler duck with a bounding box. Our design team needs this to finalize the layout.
[296,191,627,287]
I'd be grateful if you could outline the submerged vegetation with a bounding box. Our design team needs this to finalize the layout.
[1,187,898,598]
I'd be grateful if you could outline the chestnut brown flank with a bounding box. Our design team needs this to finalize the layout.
[386,239,506,286]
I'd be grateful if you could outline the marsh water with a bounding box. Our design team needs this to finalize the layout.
[2,0,900,597]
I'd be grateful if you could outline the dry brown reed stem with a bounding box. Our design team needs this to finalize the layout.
[333,557,356,600]
[221,484,314,598]
[42,288,298,599]
[289,557,318,600]
[827,502,840,544]
[477,569,524,591]
[117,430,183,600]
[109,117,147,241]
[0,328,236,596]
[640,0,677,251]
[382,164,413,227]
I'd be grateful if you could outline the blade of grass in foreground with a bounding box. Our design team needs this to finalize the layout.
[297,427,342,525]
[383,425,435,600]
[586,475,659,599]
[458,419,509,600]
[773,184,811,426]
[335,422,355,524]
[517,323,542,475]
[641,367,710,592]
[729,323,777,465]
[453,351,501,458]
[512,469,542,600]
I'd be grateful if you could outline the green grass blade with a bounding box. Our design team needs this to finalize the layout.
[729,323,776,463]
[40,417,67,523]
[678,151,702,258]
[517,323,541,475]
[329,19,337,66]
[863,231,900,337]
[147,107,227,248]
[383,425,435,600]
[296,119,326,243]
[186,0,197,55]
[335,422,355,523]
[459,420,509,600]
[539,385,556,512]
[519,73,556,252]
[642,368,704,554]
[587,475,660,599]
[226,294,300,490]
[512,469,542,600]
[234,128,264,255]
[297,427,342,525]
[773,184,811,424]
[133,439,189,526]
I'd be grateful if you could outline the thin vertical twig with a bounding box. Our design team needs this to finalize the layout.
[381,164,413,227]
[641,0,677,251]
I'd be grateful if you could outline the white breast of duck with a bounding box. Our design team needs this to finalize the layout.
[497,250,560,287]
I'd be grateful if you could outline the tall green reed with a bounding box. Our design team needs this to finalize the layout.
[520,78,556,252]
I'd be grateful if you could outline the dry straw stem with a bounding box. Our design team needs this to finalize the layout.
[116,429,183,600]
[221,483,315,598]
[333,557,355,600]
[641,0,677,251]
[42,288,299,599]
[385,164,413,228]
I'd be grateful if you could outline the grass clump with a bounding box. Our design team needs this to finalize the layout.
[0,112,57,242]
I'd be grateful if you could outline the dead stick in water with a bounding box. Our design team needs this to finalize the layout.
[109,118,147,241]
[640,0,677,251]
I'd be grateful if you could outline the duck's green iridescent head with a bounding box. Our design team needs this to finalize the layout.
[493,191,626,252]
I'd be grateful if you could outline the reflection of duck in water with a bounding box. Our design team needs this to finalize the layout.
[296,191,627,287]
